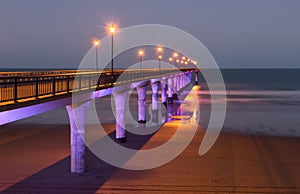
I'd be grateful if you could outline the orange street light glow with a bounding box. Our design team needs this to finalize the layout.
[157,46,163,53]
[138,49,144,57]
[176,59,179,63]
[169,57,173,62]
[173,52,178,58]
[109,24,116,33]
[158,55,162,60]
[185,61,188,65]
[182,56,186,60]
[93,39,100,46]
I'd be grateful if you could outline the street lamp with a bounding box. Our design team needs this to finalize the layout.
[194,60,197,68]
[93,39,100,71]
[191,60,197,68]
[138,49,144,71]
[157,46,163,69]
[158,55,162,69]
[173,52,178,67]
[187,58,191,68]
[108,24,116,75]
[168,57,173,68]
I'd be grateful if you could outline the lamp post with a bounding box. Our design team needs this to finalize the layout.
[173,52,178,68]
[93,39,100,71]
[187,58,191,68]
[184,61,188,69]
[138,49,144,71]
[158,55,162,69]
[168,57,173,69]
[157,46,163,69]
[182,56,186,69]
[191,60,197,68]
[109,24,116,76]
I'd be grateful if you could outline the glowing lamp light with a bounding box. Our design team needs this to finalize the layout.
[158,55,162,60]
[157,46,163,53]
[169,57,173,62]
[180,60,183,64]
[182,56,186,60]
[176,59,179,63]
[173,52,178,58]
[109,24,116,34]
[185,61,188,65]
[138,49,144,57]
[93,39,100,46]
[108,23,117,75]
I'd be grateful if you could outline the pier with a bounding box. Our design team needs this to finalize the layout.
[0,68,197,173]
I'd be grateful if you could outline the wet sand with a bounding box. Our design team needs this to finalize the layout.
[0,92,300,193]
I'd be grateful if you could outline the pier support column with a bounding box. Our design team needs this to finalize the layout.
[113,90,129,142]
[161,78,167,107]
[182,74,186,88]
[188,72,192,83]
[167,77,173,104]
[66,100,91,173]
[195,71,199,85]
[151,80,160,124]
[167,105,173,122]
[173,76,178,100]
[177,75,182,91]
[137,86,146,123]
[173,76,178,92]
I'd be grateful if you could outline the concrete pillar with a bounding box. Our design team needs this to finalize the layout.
[195,71,199,85]
[151,81,159,110]
[66,100,91,173]
[181,75,184,87]
[173,76,178,100]
[151,81,159,124]
[161,78,167,107]
[177,76,181,91]
[113,90,129,142]
[188,72,192,83]
[173,76,177,92]
[181,74,185,88]
[167,77,173,104]
[167,105,173,122]
[137,86,146,123]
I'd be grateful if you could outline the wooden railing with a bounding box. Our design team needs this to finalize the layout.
[0,69,192,103]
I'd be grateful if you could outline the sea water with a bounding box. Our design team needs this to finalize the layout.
[197,69,300,137]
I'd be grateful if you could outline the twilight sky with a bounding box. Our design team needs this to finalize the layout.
[0,0,299,69]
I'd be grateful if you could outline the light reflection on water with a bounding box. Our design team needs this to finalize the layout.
[163,84,300,137]
[164,85,200,125]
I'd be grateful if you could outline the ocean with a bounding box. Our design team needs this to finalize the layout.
[197,69,300,137]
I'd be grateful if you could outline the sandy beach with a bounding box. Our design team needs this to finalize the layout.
[0,91,300,193]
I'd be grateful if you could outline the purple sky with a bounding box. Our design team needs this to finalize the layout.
[0,0,299,69]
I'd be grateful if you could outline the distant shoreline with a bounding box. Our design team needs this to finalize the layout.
[0,67,300,72]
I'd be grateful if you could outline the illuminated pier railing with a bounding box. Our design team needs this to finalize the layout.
[0,69,192,104]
